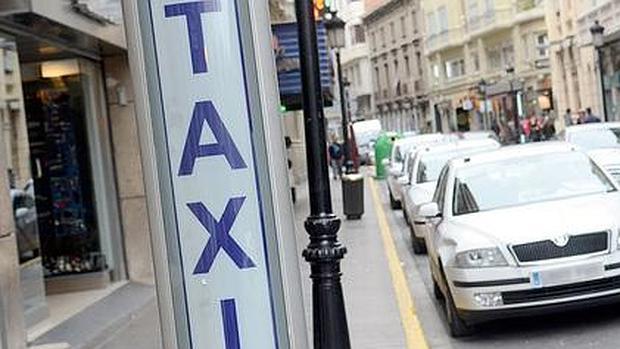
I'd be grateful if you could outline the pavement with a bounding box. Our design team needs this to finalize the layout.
[67,169,413,348]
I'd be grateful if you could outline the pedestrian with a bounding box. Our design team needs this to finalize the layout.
[564,108,572,127]
[577,109,586,124]
[328,138,344,180]
[584,107,602,123]
[542,114,556,140]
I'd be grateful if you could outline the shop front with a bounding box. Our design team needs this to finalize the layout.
[600,39,620,121]
[0,1,151,346]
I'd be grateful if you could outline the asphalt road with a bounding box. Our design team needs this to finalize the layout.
[377,180,620,349]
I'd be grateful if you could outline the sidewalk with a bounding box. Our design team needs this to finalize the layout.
[78,171,408,348]
[293,173,407,348]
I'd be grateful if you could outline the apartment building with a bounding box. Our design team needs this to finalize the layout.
[423,0,552,134]
[547,0,620,124]
[335,0,374,121]
[364,0,429,132]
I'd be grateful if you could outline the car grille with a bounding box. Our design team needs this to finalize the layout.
[511,232,608,263]
[502,275,620,305]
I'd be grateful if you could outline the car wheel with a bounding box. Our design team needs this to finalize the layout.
[410,226,427,254]
[389,191,400,209]
[441,270,474,337]
[432,277,444,301]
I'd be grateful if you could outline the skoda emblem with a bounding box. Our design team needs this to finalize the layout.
[552,234,570,247]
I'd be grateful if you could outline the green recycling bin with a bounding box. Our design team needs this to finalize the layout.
[374,132,399,179]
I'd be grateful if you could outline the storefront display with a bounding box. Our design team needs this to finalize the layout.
[23,75,105,278]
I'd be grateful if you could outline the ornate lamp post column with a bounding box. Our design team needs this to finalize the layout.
[293,1,351,348]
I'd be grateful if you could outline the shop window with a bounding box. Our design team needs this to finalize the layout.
[23,72,103,277]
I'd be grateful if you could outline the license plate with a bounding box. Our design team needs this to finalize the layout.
[530,262,604,288]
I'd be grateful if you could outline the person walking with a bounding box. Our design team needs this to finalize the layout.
[328,138,344,180]
[564,108,572,127]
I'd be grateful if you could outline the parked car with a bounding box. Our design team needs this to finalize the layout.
[386,133,445,209]
[419,142,620,337]
[563,123,620,183]
[11,182,40,263]
[403,138,500,254]
[352,119,382,165]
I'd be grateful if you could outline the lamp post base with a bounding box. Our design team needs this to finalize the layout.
[303,215,351,349]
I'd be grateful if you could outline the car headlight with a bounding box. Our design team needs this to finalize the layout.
[454,248,508,268]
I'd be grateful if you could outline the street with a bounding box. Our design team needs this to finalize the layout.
[375,177,620,349]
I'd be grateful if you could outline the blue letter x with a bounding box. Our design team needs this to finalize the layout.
[188,197,256,275]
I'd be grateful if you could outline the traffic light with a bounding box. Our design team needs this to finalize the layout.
[313,0,332,18]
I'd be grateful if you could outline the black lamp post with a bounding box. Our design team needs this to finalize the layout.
[293,1,351,348]
[478,79,488,130]
[325,11,353,173]
[506,66,521,142]
[591,20,607,121]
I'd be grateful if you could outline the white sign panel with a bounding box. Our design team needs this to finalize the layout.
[148,0,278,347]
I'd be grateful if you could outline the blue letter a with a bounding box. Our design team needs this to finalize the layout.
[178,101,247,176]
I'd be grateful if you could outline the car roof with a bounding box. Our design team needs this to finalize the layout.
[393,133,444,147]
[417,138,499,156]
[448,141,578,169]
[566,122,620,134]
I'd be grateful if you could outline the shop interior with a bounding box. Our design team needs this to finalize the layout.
[0,33,125,341]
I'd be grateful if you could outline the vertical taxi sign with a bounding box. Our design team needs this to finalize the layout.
[122,0,308,348]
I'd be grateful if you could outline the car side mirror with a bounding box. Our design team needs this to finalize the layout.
[419,202,441,218]
[397,176,409,185]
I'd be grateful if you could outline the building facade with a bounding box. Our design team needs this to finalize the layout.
[547,0,620,124]
[335,0,374,122]
[364,0,429,133]
[0,1,155,347]
[423,0,552,135]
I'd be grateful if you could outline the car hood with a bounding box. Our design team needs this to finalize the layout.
[449,193,620,246]
[408,181,437,206]
[588,148,620,168]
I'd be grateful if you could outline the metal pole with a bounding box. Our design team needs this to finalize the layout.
[511,81,521,143]
[598,46,608,121]
[336,50,351,173]
[293,1,351,348]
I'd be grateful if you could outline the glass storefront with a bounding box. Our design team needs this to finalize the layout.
[1,33,124,330]
[22,66,104,278]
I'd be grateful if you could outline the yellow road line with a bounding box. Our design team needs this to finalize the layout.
[368,177,429,349]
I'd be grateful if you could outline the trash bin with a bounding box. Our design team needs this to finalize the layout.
[342,173,364,220]
[374,132,399,179]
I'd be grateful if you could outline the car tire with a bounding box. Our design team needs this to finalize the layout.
[433,277,444,301]
[389,191,400,210]
[410,225,427,254]
[440,268,474,337]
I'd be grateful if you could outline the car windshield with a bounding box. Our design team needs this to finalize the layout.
[416,146,495,183]
[453,151,616,215]
[568,127,620,151]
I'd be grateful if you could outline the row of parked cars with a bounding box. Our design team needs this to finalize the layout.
[384,123,620,337]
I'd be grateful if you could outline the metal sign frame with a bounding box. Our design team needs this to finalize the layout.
[122,0,308,348]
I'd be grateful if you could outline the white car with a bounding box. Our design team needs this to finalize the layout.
[563,122,620,182]
[386,133,445,209]
[419,142,620,337]
[403,138,500,254]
